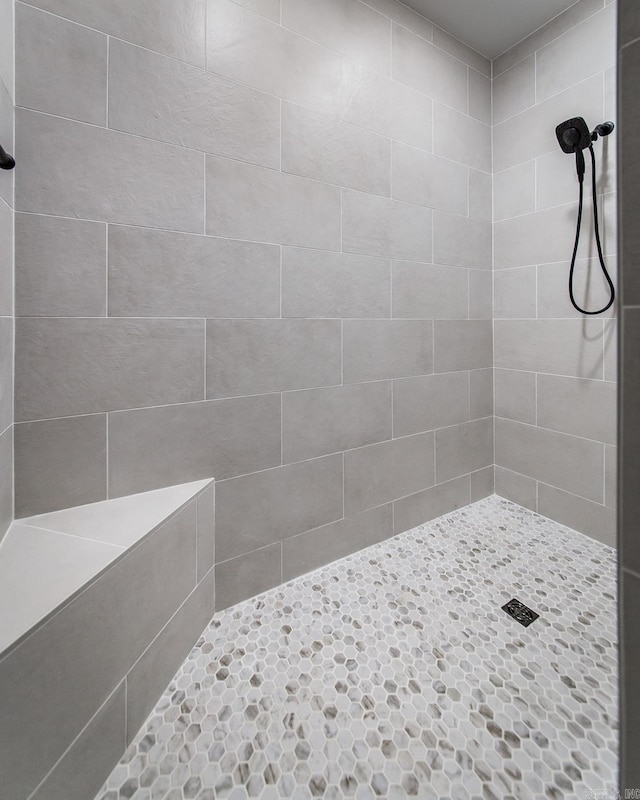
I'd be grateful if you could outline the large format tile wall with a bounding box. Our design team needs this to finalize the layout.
[619,0,640,784]
[492,0,618,546]
[0,0,14,540]
[12,0,493,605]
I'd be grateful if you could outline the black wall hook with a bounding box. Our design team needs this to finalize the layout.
[0,143,15,170]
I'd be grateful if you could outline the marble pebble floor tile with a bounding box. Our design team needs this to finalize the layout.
[96,495,618,800]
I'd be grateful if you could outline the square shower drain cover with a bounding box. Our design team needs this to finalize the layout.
[502,598,539,627]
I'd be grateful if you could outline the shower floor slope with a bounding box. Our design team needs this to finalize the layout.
[97,496,618,800]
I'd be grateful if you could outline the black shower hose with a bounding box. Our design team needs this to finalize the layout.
[569,144,615,315]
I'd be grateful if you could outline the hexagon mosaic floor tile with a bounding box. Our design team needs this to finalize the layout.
[96,496,618,800]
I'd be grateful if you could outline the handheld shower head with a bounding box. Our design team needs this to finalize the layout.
[555,117,592,153]
[554,115,616,315]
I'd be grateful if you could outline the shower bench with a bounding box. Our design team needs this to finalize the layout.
[0,478,215,800]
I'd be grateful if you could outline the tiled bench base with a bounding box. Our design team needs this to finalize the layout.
[0,479,215,800]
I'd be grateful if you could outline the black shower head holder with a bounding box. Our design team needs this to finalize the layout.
[592,121,615,140]
[555,117,615,153]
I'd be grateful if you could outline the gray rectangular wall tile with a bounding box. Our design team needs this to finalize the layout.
[232,0,280,22]
[30,682,126,800]
[343,320,433,383]
[470,369,493,420]
[340,61,433,152]
[344,432,435,515]
[0,502,197,799]
[536,374,616,445]
[283,503,393,581]
[15,213,106,317]
[433,321,492,372]
[216,454,344,561]
[281,0,391,76]
[495,369,537,425]
[493,162,535,222]
[433,212,492,270]
[494,198,616,269]
[494,466,537,512]
[108,394,281,497]
[215,543,281,611]
[535,5,615,103]
[470,465,495,501]
[25,0,206,65]
[282,248,390,319]
[15,415,107,517]
[393,475,471,534]
[282,382,392,464]
[392,262,468,320]
[126,571,214,740]
[15,318,205,421]
[468,69,491,125]
[495,417,604,502]
[436,418,493,483]
[537,482,615,547]
[16,110,205,232]
[432,25,490,75]
[537,259,618,320]
[108,39,279,169]
[494,319,604,379]
[282,102,390,196]
[494,268,537,319]
[206,155,341,250]
[536,149,594,211]
[342,189,433,261]
[360,0,433,42]
[433,104,491,173]
[393,372,469,438]
[492,55,535,125]
[469,271,493,320]
[16,3,107,125]
[108,226,280,318]
[206,0,343,115]
[391,23,467,111]
[469,169,492,221]
[206,319,341,398]
[605,319,617,382]
[391,142,468,215]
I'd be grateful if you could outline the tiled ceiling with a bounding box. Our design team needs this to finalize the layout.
[402,0,582,59]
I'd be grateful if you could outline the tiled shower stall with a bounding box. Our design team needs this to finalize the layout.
[0,0,636,795]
